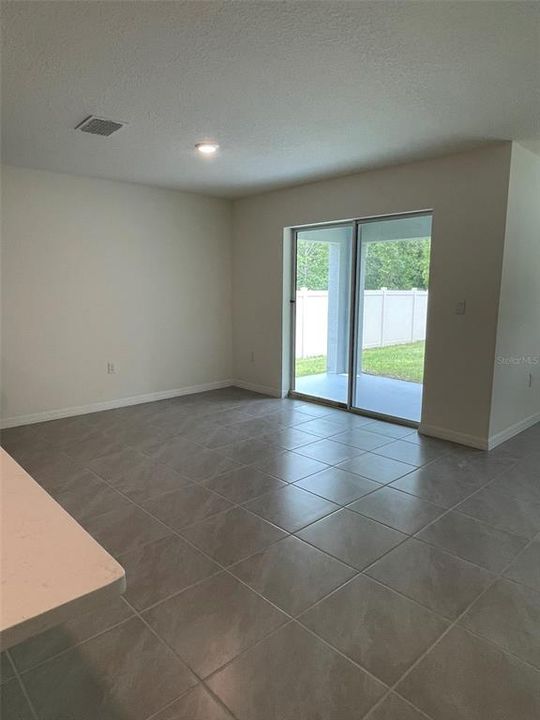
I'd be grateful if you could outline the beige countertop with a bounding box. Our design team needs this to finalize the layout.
[0,448,125,650]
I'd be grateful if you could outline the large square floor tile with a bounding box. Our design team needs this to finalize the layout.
[294,417,348,438]
[177,448,244,482]
[8,395,538,720]
[0,653,14,684]
[259,406,313,427]
[39,420,102,450]
[454,447,520,480]
[10,597,133,673]
[219,438,284,466]
[337,453,415,483]
[233,416,284,437]
[108,461,191,502]
[142,485,232,531]
[207,622,386,720]
[81,504,172,557]
[390,463,488,508]
[15,451,86,494]
[461,579,540,669]
[458,486,540,539]
[417,510,527,572]
[144,436,204,468]
[366,538,494,619]
[108,420,180,452]
[297,508,406,570]
[148,437,241,480]
[504,540,540,591]
[489,467,540,504]
[295,438,364,464]
[1,422,50,454]
[202,466,286,503]
[0,680,34,720]
[150,685,234,720]
[244,485,338,532]
[63,432,126,462]
[294,467,381,504]
[120,535,219,611]
[366,693,430,720]
[23,617,196,720]
[262,427,320,450]
[144,573,287,677]
[51,469,130,523]
[332,429,393,451]
[252,451,329,483]
[397,626,540,720]
[230,535,355,616]
[180,506,286,566]
[349,486,444,534]
[295,402,337,418]
[182,422,255,449]
[373,439,449,466]
[301,574,448,684]
[88,447,153,481]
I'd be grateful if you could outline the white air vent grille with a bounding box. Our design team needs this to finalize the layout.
[75,116,125,136]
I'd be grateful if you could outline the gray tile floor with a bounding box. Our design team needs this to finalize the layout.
[1,387,539,720]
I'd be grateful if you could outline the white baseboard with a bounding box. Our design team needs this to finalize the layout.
[231,379,282,398]
[418,423,488,450]
[487,412,540,450]
[0,380,233,429]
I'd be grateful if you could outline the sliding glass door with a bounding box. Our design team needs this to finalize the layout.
[291,212,432,423]
[352,214,432,422]
[292,224,353,404]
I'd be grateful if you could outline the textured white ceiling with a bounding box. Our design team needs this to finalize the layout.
[2,1,539,198]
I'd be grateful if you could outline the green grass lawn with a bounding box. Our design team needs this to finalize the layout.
[296,341,425,383]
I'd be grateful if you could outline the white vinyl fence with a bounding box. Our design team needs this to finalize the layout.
[295,288,428,359]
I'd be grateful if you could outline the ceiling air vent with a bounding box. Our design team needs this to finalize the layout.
[75,116,126,137]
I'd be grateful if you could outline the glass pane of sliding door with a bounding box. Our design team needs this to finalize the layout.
[293,224,353,404]
[353,213,432,422]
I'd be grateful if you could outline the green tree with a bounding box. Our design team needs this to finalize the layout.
[296,236,431,291]
[364,238,430,290]
[296,239,329,290]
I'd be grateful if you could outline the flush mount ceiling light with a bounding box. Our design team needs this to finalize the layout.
[195,141,219,155]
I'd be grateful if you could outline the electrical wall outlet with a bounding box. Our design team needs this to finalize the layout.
[107,362,116,374]
[455,300,466,315]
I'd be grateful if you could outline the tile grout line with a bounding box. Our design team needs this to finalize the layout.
[11,455,533,683]
[11,607,139,678]
[5,397,537,720]
[121,594,247,720]
[10,415,527,635]
[5,648,40,720]
[358,523,540,719]
[292,463,520,584]
[12,483,395,716]
[142,684,237,720]
[2,397,315,715]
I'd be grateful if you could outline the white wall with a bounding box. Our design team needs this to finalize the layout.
[1,166,233,424]
[489,144,540,444]
[232,144,512,447]
[3,144,528,447]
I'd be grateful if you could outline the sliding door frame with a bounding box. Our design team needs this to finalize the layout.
[347,219,361,414]
[289,221,353,409]
[288,209,432,427]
